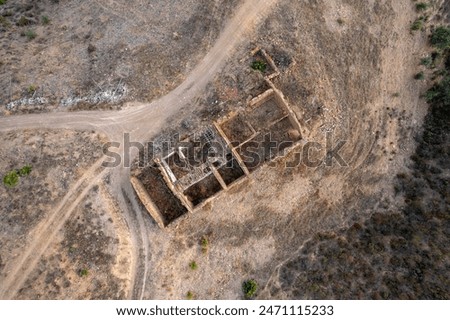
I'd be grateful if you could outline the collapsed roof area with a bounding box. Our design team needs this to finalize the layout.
[131,49,304,228]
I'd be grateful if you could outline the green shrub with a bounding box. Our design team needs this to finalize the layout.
[425,74,450,105]
[19,165,32,176]
[416,3,429,11]
[411,18,424,31]
[79,269,89,277]
[420,57,433,67]
[27,85,37,94]
[430,26,450,50]
[0,16,11,28]
[41,16,50,25]
[189,261,198,270]
[414,71,425,80]
[200,236,209,253]
[242,279,258,299]
[251,60,267,72]
[24,30,36,40]
[0,0,7,5]
[17,16,31,27]
[3,171,19,188]
[186,291,194,300]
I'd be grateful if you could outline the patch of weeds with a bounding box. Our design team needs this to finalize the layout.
[425,73,450,104]
[79,269,89,277]
[41,16,50,25]
[0,0,7,5]
[2,165,33,187]
[420,57,433,68]
[3,171,19,188]
[411,17,425,31]
[414,71,425,80]
[242,279,258,299]
[68,246,77,254]
[189,261,198,270]
[337,18,344,25]
[22,29,37,40]
[251,60,267,72]
[27,85,37,94]
[392,92,401,98]
[430,26,450,50]
[0,16,11,28]
[434,69,448,77]
[87,43,96,54]
[18,165,32,176]
[186,291,194,300]
[17,16,31,27]
[415,3,429,12]
[200,236,209,254]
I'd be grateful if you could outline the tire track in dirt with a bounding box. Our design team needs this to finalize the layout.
[100,183,136,299]
[106,167,151,300]
[121,181,150,300]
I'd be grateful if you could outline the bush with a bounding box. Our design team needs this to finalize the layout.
[425,75,450,105]
[200,236,209,253]
[414,71,425,80]
[79,269,89,277]
[420,57,433,67]
[41,16,50,25]
[17,16,31,27]
[411,18,424,31]
[27,85,37,94]
[251,60,267,72]
[430,27,450,50]
[416,3,429,11]
[0,16,11,28]
[23,30,36,40]
[186,291,194,300]
[3,171,19,188]
[242,279,258,299]
[0,0,7,5]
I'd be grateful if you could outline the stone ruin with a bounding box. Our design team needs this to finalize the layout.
[131,48,305,228]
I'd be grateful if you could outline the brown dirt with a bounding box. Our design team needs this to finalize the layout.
[0,0,448,301]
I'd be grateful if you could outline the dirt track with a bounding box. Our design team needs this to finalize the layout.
[0,0,278,300]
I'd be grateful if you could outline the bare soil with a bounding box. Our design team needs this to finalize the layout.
[0,0,242,115]
[0,0,448,301]
[136,165,187,224]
